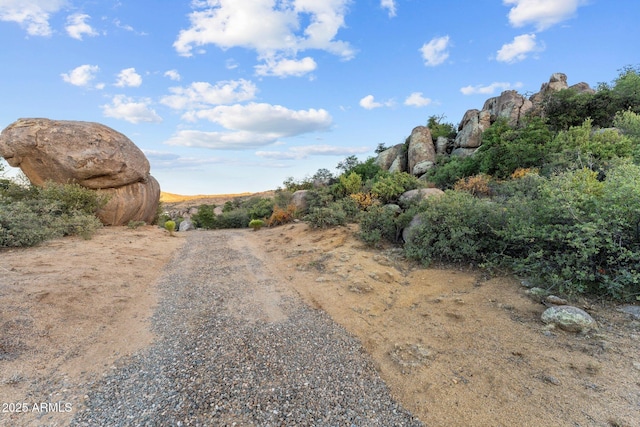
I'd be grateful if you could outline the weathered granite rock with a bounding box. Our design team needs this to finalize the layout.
[454,110,491,149]
[291,190,309,213]
[402,214,422,243]
[375,144,405,170]
[482,90,533,127]
[179,218,195,232]
[0,118,161,226]
[541,305,597,333]
[435,136,450,155]
[96,176,160,226]
[0,118,150,189]
[407,126,436,176]
[398,188,444,208]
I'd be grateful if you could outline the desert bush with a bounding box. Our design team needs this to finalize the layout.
[453,174,492,197]
[403,191,501,266]
[340,172,363,195]
[267,204,297,227]
[39,181,109,215]
[217,209,250,229]
[424,155,479,189]
[305,206,347,228]
[0,201,64,246]
[358,205,401,246]
[243,196,275,220]
[127,220,147,229]
[370,171,421,204]
[164,220,176,235]
[349,192,379,210]
[248,219,264,231]
[191,204,217,229]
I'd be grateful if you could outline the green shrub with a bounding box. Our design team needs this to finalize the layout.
[39,181,109,215]
[424,155,479,189]
[305,205,347,228]
[247,197,274,220]
[403,191,501,266]
[358,205,399,246]
[164,220,176,235]
[192,204,217,229]
[0,200,64,246]
[370,172,421,204]
[340,172,363,195]
[249,219,264,231]
[218,209,250,229]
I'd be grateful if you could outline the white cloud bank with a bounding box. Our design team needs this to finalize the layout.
[161,79,258,110]
[504,0,586,31]
[359,95,394,110]
[496,33,543,63]
[420,36,451,67]
[0,0,67,37]
[101,95,162,124]
[165,102,332,150]
[65,13,98,40]
[173,0,354,77]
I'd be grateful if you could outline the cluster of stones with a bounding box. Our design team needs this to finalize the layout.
[0,118,159,226]
[375,73,596,179]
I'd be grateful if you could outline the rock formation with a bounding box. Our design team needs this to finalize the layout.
[374,73,595,179]
[0,118,160,226]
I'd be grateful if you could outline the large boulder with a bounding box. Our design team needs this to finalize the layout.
[96,176,161,226]
[407,126,436,176]
[291,190,309,213]
[0,118,150,189]
[454,109,491,149]
[0,118,161,226]
[375,143,405,171]
[482,90,533,127]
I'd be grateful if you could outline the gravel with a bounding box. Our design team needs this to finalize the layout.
[71,230,423,426]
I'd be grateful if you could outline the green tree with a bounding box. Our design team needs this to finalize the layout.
[427,114,457,140]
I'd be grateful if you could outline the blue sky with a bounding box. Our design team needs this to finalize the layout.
[0,0,638,195]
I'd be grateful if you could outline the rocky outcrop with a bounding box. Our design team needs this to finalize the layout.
[374,72,595,180]
[407,126,436,176]
[0,118,160,226]
[398,188,444,208]
[291,190,309,213]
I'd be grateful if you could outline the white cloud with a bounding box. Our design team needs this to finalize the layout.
[164,69,181,81]
[359,95,394,110]
[460,81,524,95]
[161,79,258,110]
[173,0,354,73]
[255,56,317,78]
[420,35,451,67]
[404,92,432,107]
[184,102,332,137]
[144,149,226,169]
[256,144,370,160]
[164,130,280,150]
[115,68,142,87]
[61,64,100,87]
[0,0,67,37]
[504,0,586,31]
[381,0,397,17]
[496,33,542,63]
[65,13,98,40]
[101,95,162,124]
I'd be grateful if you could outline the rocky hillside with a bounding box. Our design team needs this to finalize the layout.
[375,73,595,179]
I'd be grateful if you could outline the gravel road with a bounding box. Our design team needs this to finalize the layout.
[71,230,423,426]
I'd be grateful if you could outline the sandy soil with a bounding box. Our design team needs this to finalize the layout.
[1,222,639,426]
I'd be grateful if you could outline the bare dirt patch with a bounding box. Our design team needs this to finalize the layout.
[0,226,184,426]
[1,221,639,426]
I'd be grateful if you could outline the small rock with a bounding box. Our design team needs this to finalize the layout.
[618,305,640,320]
[541,305,597,333]
[545,295,568,305]
[632,361,640,371]
[527,287,548,298]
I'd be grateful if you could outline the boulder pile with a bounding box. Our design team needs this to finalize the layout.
[0,118,160,226]
[375,73,596,178]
